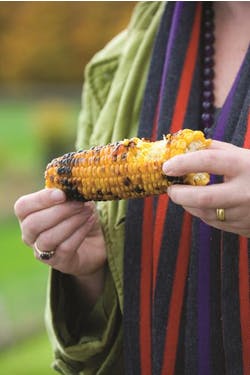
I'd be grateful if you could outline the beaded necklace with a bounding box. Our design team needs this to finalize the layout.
[201,2,215,137]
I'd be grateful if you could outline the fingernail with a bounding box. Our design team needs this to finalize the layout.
[50,189,65,203]
[162,161,173,175]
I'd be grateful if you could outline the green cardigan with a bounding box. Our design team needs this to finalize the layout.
[45,2,165,374]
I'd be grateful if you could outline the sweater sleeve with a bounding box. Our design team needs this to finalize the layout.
[45,267,124,375]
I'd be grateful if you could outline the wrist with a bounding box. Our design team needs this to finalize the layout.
[72,263,107,307]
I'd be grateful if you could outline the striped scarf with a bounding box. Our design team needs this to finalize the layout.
[123,2,250,375]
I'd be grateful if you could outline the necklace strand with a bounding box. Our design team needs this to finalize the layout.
[201,2,215,137]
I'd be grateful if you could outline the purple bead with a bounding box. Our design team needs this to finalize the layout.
[204,44,214,56]
[202,101,213,111]
[201,3,215,131]
[203,56,214,68]
[202,90,214,102]
[204,31,215,43]
[204,20,214,31]
[204,127,213,137]
[203,79,214,90]
[204,6,214,18]
[203,67,214,79]
[201,112,214,127]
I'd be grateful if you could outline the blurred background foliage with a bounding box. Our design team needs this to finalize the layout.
[0,1,134,84]
[0,2,135,374]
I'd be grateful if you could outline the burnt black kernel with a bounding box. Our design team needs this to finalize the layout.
[123,177,132,186]
[112,155,117,162]
[59,177,86,201]
[62,152,75,159]
[134,186,145,194]
[174,178,184,185]
[57,167,65,175]
[164,175,184,184]
[57,166,72,176]
[61,177,72,187]
[96,189,104,196]
[64,186,87,201]
[59,159,69,167]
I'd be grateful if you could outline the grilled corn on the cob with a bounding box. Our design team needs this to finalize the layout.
[45,129,211,201]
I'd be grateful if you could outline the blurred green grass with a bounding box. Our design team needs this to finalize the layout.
[0,99,78,173]
[0,332,55,375]
[0,98,79,373]
[0,217,48,331]
[0,216,55,373]
[0,101,42,171]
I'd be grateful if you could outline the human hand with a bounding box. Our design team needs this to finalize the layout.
[162,140,250,237]
[14,189,107,278]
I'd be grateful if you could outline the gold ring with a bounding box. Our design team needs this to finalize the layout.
[216,208,225,222]
[34,242,55,261]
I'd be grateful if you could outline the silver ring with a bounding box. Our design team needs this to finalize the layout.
[34,242,55,261]
[216,208,225,222]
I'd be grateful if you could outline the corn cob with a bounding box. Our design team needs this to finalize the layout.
[45,129,211,201]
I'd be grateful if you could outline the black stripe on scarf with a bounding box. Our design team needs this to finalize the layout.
[221,234,243,375]
[209,228,226,374]
[184,218,200,374]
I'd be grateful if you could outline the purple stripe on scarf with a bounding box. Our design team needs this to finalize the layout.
[213,53,246,141]
[157,2,184,121]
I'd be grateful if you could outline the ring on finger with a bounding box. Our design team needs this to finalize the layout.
[34,242,55,261]
[216,208,225,222]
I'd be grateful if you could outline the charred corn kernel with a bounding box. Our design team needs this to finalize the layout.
[44,129,211,201]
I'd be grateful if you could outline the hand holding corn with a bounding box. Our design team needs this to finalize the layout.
[45,129,211,201]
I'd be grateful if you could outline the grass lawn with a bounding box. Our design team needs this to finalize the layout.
[0,97,79,372]
[0,99,78,173]
[0,101,42,171]
[0,332,56,375]
[0,216,49,344]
